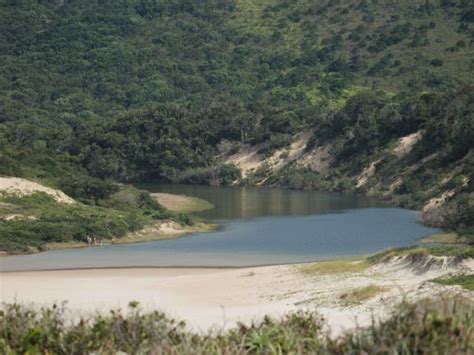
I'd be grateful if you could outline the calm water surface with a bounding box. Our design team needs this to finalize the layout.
[138,184,381,220]
[0,185,439,271]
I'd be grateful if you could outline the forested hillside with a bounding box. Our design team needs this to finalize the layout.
[1,0,473,239]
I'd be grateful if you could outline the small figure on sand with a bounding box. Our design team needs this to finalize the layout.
[86,236,104,247]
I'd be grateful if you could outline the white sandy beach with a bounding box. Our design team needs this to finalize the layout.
[1,256,472,336]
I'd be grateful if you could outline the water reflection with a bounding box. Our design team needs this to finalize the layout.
[136,184,383,220]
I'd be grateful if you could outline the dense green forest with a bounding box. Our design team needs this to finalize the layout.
[0,0,473,248]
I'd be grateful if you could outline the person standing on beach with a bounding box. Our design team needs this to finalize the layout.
[87,236,92,247]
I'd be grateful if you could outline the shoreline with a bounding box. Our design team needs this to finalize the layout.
[49,220,216,250]
[0,181,218,256]
[108,221,216,245]
[0,257,369,274]
[2,220,217,257]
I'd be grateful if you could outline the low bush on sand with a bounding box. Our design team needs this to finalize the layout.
[368,245,474,264]
[432,274,474,291]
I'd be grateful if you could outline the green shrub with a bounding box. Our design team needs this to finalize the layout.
[431,58,444,67]
[99,187,163,211]
[216,163,242,186]
[272,165,331,190]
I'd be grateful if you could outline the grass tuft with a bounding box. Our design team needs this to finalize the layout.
[422,232,472,245]
[299,259,370,275]
[368,245,474,264]
[432,274,474,291]
[340,284,390,306]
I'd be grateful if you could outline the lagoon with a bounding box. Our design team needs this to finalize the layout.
[0,186,439,271]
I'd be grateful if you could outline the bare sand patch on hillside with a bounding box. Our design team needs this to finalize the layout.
[0,177,74,204]
[223,130,315,179]
[393,130,424,158]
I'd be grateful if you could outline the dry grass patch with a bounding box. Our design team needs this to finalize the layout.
[422,233,471,245]
[368,246,430,263]
[340,284,390,306]
[368,245,474,263]
[241,271,256,277]
[299,259,370,275]
[152,193,214,213]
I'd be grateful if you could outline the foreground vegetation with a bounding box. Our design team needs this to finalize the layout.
[1,298,472,354]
